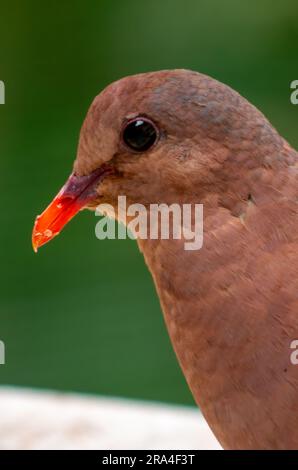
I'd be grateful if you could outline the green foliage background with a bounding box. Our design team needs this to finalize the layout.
[0,0,297,405]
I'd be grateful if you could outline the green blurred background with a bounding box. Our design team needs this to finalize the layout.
[0,0,297,405]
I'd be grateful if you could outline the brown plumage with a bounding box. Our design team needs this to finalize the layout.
[32,69,298,449]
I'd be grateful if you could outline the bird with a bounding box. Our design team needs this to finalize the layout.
[32,69,298,449]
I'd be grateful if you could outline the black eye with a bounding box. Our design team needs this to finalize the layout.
[122,118,158,152]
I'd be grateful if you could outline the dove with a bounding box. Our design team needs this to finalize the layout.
[32,69,298,449]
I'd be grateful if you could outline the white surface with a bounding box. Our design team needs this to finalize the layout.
[0,387,221,450]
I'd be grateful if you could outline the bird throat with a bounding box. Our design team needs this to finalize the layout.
[137,191,298,450]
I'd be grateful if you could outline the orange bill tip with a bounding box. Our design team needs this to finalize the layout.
[32,166,113,252]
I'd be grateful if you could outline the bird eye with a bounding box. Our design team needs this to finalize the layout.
[122,117,158,152]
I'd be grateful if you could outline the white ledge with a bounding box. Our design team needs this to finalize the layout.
[0,387,220,450]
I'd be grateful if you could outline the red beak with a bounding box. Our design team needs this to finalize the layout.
[32,166,112,252]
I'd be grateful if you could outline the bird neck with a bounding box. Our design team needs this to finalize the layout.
[137,152,298,449]
[137,212,248,444]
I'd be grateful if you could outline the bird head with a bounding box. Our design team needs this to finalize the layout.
[32,69,284,251]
